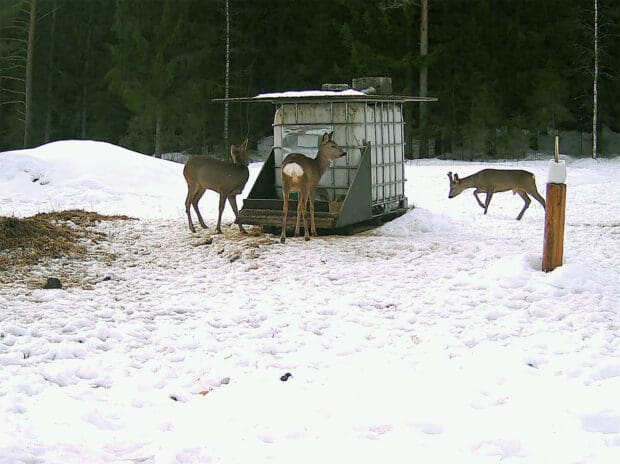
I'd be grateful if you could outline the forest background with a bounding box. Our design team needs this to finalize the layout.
[1,0,619,159]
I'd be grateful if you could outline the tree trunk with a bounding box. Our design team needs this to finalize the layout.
[404,4,415,159]
[592,0,599,159]
[155,106,163,156]
[419,0,428,158]
[45,0,57,142]
[81,13,93,140]
[223,0,230,147]
[24,0,36,147]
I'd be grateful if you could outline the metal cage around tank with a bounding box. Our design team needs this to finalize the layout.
[215,90,436,233]
[273,99,406,213]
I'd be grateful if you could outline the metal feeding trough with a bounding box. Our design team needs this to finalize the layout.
[216,78,435,233]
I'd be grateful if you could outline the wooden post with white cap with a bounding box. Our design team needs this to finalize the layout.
[542,136,567,272]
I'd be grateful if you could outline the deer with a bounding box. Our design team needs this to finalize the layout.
[183,138,249,234]
[280,131,346,243]
[447,169,546,220]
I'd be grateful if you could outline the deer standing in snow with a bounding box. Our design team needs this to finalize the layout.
[183,139,249,234]
[447,169,545,220]
[280,132,346,243]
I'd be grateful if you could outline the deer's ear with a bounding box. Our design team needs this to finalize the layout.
[242,138,248,150]
[322,132,330,143]
[454,173,460,183]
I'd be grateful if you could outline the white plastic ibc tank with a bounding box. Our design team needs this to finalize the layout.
[366,103,404,203]
[272,101,405,204]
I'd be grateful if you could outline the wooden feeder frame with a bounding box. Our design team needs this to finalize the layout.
[215,93,436,233]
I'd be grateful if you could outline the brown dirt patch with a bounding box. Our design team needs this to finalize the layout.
[0,209,133,284]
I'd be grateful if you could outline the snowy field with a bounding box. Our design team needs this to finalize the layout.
[0,140,618,464]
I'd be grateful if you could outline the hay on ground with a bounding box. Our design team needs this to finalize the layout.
[0,209,132,270]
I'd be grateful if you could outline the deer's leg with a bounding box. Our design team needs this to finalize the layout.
[295,188,309,238]
[531,190,546,210]
[280,187,289,243]
[483,191,494,215]
[185,185,201,232]
[215,192,227,234]
[308,187,317,237]
[516,191,531,220]
[473,189,486,209]
[295,192,307,238]
[300,192,310,241]
[227,194,247,234]
[184,189,195,233]
[192,188,208,229]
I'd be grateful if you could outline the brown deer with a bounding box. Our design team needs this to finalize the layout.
[183,139,249,234]
[447,169,545,220]
[280,132,346,243]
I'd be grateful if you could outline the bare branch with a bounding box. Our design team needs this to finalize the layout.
[37,5,62,23]
[1,88,26,95]
[0,75,25,82]
[2,38,29,45]
[0,100,26,106]
[0,55,27,61]
[0,65,26,71]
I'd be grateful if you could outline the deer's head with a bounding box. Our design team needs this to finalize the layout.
[447,171,463,198]
[320,132,347,161]
[231,138,249,166]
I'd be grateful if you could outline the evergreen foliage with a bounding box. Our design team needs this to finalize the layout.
[0,0,618,158]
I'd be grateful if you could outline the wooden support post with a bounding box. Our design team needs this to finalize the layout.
[542,183,566,272]
[542,135,567,272]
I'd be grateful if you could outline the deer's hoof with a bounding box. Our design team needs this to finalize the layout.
[304,236,310,241]
[280,237,286,244]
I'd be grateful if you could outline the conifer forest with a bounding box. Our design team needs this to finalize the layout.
[1,0,619,158]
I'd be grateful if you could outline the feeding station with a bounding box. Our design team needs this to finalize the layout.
[542,135,567,272]
[215,78,436,234]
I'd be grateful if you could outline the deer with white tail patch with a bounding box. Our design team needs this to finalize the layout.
[447,169,545,220]
[280,132,346,243]
[183,139,249,234]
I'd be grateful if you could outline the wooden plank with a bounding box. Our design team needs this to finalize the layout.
[237,208,338,229]
[542,183,567,272]
[242,198,330,213]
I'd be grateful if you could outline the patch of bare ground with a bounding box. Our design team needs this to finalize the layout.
[0,209,133,288]
[191,226,277,262]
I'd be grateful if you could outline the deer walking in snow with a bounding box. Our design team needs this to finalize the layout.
[183,139,249,234]
[280,132,346,243]
[447,169,545,220]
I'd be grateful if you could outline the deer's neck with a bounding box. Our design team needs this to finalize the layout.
[315,150,333,175]
[459,173,479,189]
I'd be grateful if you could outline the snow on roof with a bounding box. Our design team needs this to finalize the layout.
[255,89,366,99]
[213,90,436,103]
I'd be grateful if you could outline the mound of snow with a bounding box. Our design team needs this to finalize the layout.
[0,140,262,221]
[1,140,187,218]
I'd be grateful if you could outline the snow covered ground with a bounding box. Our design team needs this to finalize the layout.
[0,140,618,464]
